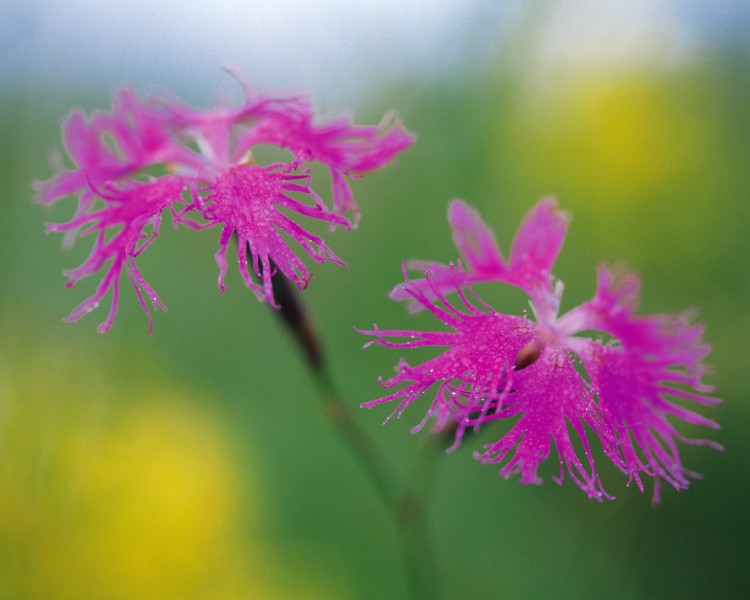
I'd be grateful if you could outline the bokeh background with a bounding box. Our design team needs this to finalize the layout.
[1,1,749,598]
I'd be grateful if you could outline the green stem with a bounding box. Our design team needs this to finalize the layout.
[308,361,399,507]
[312,362,443,600]
[264,266,442,599]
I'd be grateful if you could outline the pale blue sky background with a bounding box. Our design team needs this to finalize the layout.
[2,0,747,107]
[1,0,514,106]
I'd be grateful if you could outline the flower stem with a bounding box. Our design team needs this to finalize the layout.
[262,260,397,504]
[310,359,399,507]
[264,264,442,599]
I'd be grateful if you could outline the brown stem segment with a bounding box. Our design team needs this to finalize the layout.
[265,261,324,369]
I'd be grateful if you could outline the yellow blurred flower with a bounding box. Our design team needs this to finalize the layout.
[0,337,340,600]
[513,73,711,208]
[497,67,729,269]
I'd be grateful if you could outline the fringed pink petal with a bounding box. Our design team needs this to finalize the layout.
[448,200,507,276]
[49,176,188,331]
[583,345,721,503]
[36,88,191,209]
[392,199,568,316]
[361,278,536,445]
[201,161,348,307]
[476,349,612,500]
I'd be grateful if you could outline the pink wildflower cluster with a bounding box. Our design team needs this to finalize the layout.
[37,78,413,332]
[361,198,721,502]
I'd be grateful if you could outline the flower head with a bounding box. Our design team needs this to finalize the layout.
[37,76,414,332]
[361,199,720,502]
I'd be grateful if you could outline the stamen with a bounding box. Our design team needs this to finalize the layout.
[238,149,256,165]
[514,340,542,370]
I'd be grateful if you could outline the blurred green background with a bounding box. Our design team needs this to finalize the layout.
[1,2,749,599]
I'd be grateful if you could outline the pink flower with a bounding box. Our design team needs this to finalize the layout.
[361,199,721,502]
[37,77,414,332]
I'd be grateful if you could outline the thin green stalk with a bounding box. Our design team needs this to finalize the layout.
[308,362,398,507]
[264,265,442,599]
[311,361,442,600]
